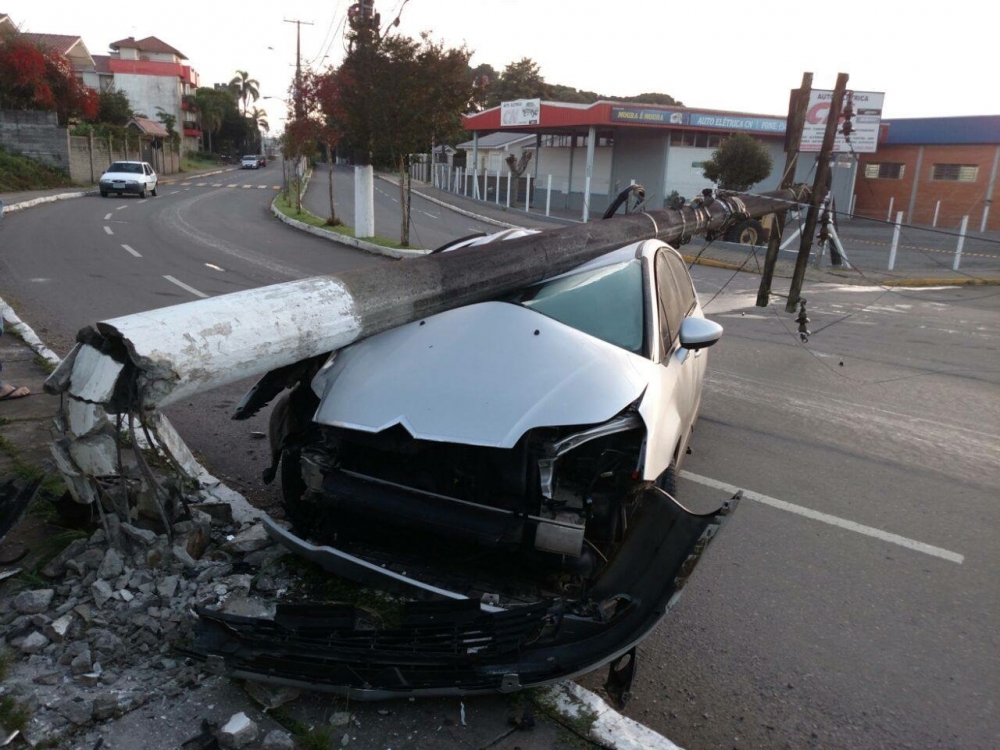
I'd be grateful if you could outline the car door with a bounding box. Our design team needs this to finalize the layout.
[144,163,156,190]
[638,246,702,479]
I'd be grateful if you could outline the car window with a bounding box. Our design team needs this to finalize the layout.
[108,162,142,174]
[507,260,645,355]
[655,249,697,351]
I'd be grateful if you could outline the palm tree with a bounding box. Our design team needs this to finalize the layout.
[229,70,260,116]
[248,106,268,152]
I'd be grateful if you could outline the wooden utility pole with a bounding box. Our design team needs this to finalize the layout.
[756,72,812,307]
[786,73,849,312]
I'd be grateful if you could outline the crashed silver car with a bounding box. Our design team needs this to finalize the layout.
[193,229,737,703]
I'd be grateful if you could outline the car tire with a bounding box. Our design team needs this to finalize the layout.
[138,186,146,199]
[151,186,157,197]
[726,219,763,246]
[100,190,108,197]
[279,448,317,531]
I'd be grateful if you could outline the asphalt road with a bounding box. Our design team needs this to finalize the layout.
[1,170,998,750]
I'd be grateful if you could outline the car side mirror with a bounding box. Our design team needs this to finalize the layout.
[679,317,723,351]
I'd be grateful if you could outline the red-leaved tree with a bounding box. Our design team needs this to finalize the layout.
[0,30,99,124]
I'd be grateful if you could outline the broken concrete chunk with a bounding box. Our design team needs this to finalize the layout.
[329,711,352,727]
[191,502,233,526]
[171,545,198,569]
[223,523,270,554]
[44,614,75,642]
[19,631,50,654]
[174,519,211,559]
[96,548,124,579]
[69,434,120,477]
[244,680,300,710]
[13,589,55,614]
[43,342,82,394]
[56,697,94,726]
[219,712,258,749]
[65,396,109,438]
[120,523,158,546]
[262,729,295,750]
[67,345,124,403]
[41,539,89,579]
[91,579,114,608]
[92,693,120,721]
[78,548,106,571]
[69,649,93,676]
[156,575,179,599]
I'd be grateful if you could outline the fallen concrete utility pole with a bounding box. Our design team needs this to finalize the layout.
[45,185,809,515]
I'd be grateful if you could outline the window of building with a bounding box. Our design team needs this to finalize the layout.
[931,164,979,181]
[864,163,906,179]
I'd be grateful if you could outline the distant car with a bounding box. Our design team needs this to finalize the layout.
[99,161,157,198]
[197,229,735,701]
[258,154,268,167]
[241,155,260,169]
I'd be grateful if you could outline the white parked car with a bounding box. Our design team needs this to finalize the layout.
[241,155,260,169]
[196,229,734,701]
[99,161,157,198]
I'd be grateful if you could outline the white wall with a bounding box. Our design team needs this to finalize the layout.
[114,73,181,131]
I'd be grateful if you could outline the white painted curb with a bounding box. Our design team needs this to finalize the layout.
[273,172,429,260]
[0,297,62,367]
[545,682,684,750]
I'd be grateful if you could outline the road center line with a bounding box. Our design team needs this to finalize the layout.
[679,471,965,564]
[104,212,112,220]
[121,244,141,258]
[169,191,180,195]
[163,275,209,298]
[115,205,128,211]
[103,226,114,235]
[204,263,224,272]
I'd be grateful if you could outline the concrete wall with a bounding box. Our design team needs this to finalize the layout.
[0,110,70,171]
[114,73,182,139]
[612,130,668,207]
[67,135,181,183]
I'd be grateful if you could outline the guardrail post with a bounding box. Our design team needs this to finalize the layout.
[952,215,969,271]
[888,210,902,270]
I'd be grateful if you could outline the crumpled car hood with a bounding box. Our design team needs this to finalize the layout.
[312,301,653,448]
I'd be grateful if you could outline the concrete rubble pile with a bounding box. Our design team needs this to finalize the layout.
[0,509,299,748]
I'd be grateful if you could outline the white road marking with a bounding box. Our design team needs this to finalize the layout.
[204,263,224,272]
[680,471,964,564]
[212,183,223,187]
[243,185,253,189]
[227,185,237,189]
[418,210,438,219]
[115,205,128,211]
[163,275,209,298]
[139,199,147,204]
[104,212,113,220]
[257,185,266,189]
[170,191,180,195]
[181,182,192,186]
[103,226,114,235]
[121,244,141,258]
[196,182,207,186]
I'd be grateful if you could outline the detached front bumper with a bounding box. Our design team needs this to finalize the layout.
[187,489,740,699]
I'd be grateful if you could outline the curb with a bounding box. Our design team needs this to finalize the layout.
[274,172,429,260]
[3,189,98,214]
[0,297,62,366]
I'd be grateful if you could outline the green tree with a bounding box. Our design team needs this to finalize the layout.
[702,133,773,191]
[485,57,549,107]
[97,89,132,126]
[333,30,473,245]
[155,106,179,147]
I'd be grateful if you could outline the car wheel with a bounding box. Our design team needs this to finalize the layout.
[100,190,108,197]
[151,186,157,197]
[279,448,318,531]
[138,186,146,199]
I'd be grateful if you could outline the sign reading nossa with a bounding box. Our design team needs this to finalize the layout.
[501,98,541,127]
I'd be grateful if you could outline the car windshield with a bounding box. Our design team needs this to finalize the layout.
[108,162,142,174]
[507,259,645,354]
[243,156,255,160]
